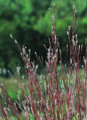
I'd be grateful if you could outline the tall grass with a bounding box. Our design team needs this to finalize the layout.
[0,4,87,120]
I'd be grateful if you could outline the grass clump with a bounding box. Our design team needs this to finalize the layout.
[0,4,87,120]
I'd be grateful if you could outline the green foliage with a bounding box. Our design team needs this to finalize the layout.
[35,0,87,38]
[34,12,52,35]
[0,77,22,100]
[0,0,87,71]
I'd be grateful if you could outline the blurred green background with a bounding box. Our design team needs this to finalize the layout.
[0,0,87,74]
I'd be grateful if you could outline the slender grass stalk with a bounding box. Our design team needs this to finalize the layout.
[0,4,86,120]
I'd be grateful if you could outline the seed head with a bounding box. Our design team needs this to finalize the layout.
[75,63,77,67]
[53,3,56,7]
[0,83,3,87]
[55,49,58,53]
[76,21,78,24]
[73,5,75,10]
[67,31,69,35]
[70,59,72,64]
[22,47,26,54]
[36,65,38,70]
[68,26,71,31]
[16,66,21,75]
[10,34,13,39]
[22,75,24,79]
[15,40,18,44]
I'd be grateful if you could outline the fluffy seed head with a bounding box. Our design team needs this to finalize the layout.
[10,34,13,39]
[15,40,18,44]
